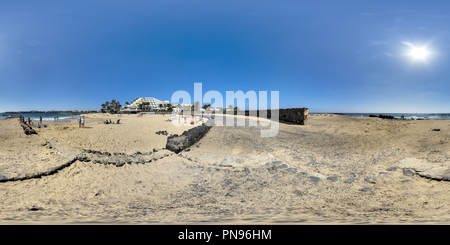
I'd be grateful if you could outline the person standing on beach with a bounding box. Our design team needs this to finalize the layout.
[40,116,42,124]
[78,115,81,128]
[28,117,31,125]
[81,116,85,128]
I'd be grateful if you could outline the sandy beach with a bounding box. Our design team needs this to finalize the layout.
[1,113,450,224]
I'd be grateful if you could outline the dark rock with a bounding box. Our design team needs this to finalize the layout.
[378,114,394,119]
[387,167,397,171]
[0,175,7,181]
[19,122,37,135]
[277,164,288,169]
[135,151,142,155]
[379,172,389,175]
[403,169,415,176]
[286,167,298,174]
[153,148,158,153]
[166,124,212,153]
[327,176,338,182]
[310,176,321,182]
[401,179,409,183]
[299,172,308,176]
[432,129,440,131]
[78,156,88,162]
[359,187,372,192]
[103,152,111,156]
[344,178,360,184]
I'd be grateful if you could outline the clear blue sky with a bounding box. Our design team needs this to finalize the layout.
[1,0,450,113]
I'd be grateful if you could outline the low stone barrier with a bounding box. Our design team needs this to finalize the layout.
[19,122,38,135]
[202,108,309,125]
[166,124,213,154]
[0,141,172,183]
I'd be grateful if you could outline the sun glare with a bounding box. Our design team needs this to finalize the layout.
[402,41,433,64]
[410,48,428,60]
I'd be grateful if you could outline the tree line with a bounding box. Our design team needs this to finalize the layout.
[101,99,240,114]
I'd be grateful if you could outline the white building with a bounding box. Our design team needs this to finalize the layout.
[121,97,192,112]
[122,97,169,112]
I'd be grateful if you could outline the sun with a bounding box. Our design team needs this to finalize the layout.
[410,48,428,60]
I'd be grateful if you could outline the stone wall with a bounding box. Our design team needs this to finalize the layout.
[240,108,309,125]
[176,108,309,125]
[166,124,212,153]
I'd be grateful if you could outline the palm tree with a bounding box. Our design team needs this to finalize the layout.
[101,103,106,114]
[158,104,163,111]
[202,104,211,110]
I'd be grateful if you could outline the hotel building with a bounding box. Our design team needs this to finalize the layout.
[121,97,191,112]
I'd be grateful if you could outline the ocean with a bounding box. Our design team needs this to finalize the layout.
[319,113,450,120]
[0,112,79,123]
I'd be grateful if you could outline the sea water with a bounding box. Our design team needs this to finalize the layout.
[0,112,79,123]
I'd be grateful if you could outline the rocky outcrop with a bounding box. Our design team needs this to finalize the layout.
[396,157,450,181]
[19,122,37,135]
[369,114,395,119]
[166,124,212,154]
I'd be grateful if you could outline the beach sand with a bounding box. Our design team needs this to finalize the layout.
[1,113,450,224]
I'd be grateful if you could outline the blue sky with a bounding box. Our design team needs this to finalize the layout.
[1,0,450,113]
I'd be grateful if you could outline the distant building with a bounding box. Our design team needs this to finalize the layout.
[121,97,188,112]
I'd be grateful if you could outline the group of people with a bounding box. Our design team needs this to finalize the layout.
[20,116,46,128]
[20,116,31,124]
[104,119,120,124]
[173,114,204,125]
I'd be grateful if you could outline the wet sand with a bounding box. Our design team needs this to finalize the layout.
[1,113,450,224]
